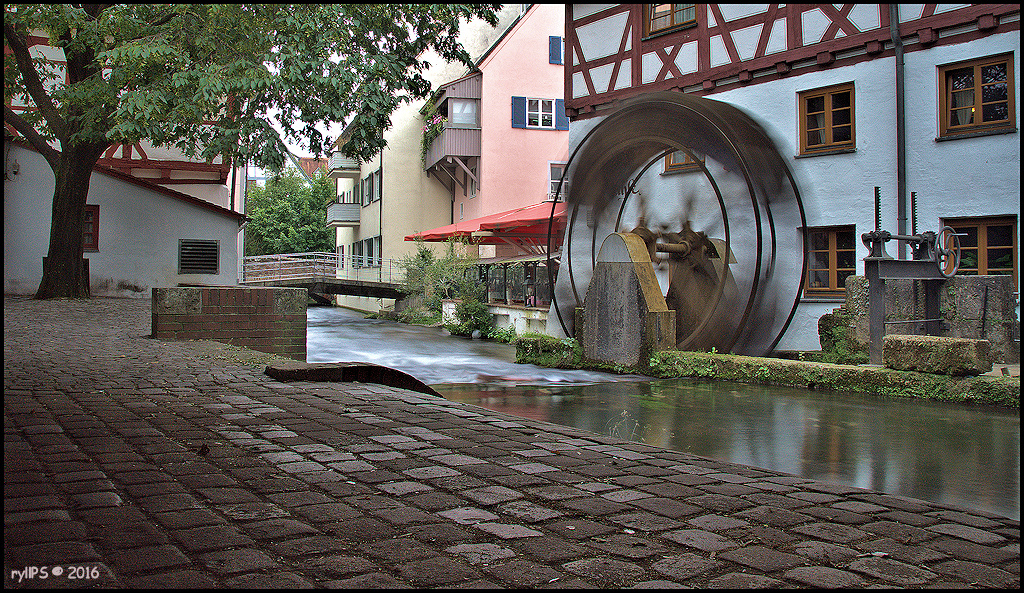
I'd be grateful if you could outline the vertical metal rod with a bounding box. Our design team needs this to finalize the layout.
[866,259,884,365]
[910,191,918,236]
[874,186,881,231]
[890,4,908,260]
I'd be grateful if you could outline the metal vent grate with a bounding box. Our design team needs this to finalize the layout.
[179,239,219,274]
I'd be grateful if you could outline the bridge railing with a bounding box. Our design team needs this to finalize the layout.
[241,252,406,285]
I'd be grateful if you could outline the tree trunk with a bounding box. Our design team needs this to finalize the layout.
[34,145,107,299]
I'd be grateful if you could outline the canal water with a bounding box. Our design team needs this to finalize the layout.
[307,306,1020,520]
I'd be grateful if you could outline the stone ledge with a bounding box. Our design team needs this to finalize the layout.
[883,335,992,376]
[264,362,441,397]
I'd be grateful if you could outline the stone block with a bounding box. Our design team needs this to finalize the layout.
[578,233,675,368]
[882,335,992,376]
[152,287,202,315]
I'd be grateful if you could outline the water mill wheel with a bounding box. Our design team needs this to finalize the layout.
[545,92,809,356]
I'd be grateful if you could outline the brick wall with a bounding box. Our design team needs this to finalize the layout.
[152,287,307,360]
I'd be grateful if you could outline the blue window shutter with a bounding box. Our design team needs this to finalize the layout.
[555,99,568,130]
[511,96,527,128]
[549,36,563,65]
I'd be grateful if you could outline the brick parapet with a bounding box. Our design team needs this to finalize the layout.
[152,287,306,360]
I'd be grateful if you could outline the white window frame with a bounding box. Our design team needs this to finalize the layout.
[548,162,568,199]
[527,98,556,129]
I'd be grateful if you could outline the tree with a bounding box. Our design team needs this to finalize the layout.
[4,3,498,298]
[244,168,334,256]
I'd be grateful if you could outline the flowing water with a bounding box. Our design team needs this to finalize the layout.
[306,306,1020,519]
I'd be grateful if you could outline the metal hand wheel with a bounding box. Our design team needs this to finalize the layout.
[935,226,961,278]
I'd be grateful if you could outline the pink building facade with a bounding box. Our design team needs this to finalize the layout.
[416,3,570,259]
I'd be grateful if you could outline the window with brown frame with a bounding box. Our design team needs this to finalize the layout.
[798,83,855,155]
[939,54,1015,138]
[805,225,856,295]
[644,4,697,37]
[83,204,99,251]
[942,215,1017,291]
[664,149,705,174]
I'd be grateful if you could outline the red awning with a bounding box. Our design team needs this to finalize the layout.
[404,202,566,248]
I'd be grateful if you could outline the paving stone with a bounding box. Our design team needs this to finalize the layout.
[717,545,806,571]
[559,496,633,516]
[686,513,750,531]
[800,505,872,524]
[483,558,564,587]
[320,516,396,542]
[222,572,316,588]
[473,522,544,539]
[848,556,938,585]
[511,536,592,562]
[547,518,618,539]
[200,548,281,575]
[376,480,433,496]
[927,522,1008,545]
[397,556,482,587]
[269,535,354,558]
[403,465,462,479]
[241,518,320,540]
[498,499,564,523]
[925,536,1017,564]
[462,485,523,506]
[107,544,192,574]
[608,511,683,532]
[446,542,517,565]
[172,524,256,552]
[791,540,861,565]
[649,553,720,581]
[589,533,669,558]
[705,572,785,588]
[791,521,871,544]
[437,506,500,525]
[660,528,738,552]
[930,559,1018,588]
[362,537,438,563]
[325,572,410,588]
[407,522,476,546]
[783,566,866,588]
[563,557,647,587]
[125,569,217,589]
[860,520,936,544]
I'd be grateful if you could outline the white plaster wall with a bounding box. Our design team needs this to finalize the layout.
[552,29,1020,351]
[4,143,241,297]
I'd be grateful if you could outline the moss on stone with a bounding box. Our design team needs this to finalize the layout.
[513,336,1018,409]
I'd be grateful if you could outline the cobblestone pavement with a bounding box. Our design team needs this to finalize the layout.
[4,296,1019,588]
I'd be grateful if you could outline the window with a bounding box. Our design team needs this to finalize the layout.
[644,4,697,37]
[664,149,705,173]
[179,239,219,275]
[549,162,568,198]
[939,54,1015,138]
[83,204,99,251]
[512,96,569,130]
[529,98,555,128]
[450,99,479,127]
[942,216,1017,290]
[373,168,382,202]
[549,36,564,65]
[799,83,855,155]
[469,162,478,198]
[338,244,345,269]
[805,226,856,295]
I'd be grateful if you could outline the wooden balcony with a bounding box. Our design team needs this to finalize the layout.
[423,127,481,172]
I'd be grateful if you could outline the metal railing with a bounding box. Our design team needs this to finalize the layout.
[241,252,406,285]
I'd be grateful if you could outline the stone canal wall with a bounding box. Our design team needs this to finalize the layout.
[151,286,307,360]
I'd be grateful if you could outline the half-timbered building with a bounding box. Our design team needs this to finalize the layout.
[560,4,1020,352]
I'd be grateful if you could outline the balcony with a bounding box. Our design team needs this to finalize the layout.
[327,152,360,180]
[326,202,360,228]
[423,127,481,172]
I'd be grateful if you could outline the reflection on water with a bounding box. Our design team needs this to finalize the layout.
[307,306,1020,520]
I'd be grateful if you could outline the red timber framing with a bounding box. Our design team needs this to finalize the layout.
[565,4,1021,119]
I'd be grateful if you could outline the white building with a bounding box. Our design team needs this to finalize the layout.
[558,4,1019,352]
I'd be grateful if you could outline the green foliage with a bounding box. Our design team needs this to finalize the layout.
[244,168,335,255]
[5,4,500,166]
[420,99,447,164]
[488,325,517,343]
[446,297,492,337]
[399,240,479,316]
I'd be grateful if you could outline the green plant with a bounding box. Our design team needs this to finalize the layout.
[420,100,447,163]
[488,325,517,343]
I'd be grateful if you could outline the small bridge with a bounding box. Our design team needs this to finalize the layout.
[241,252,407,303]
